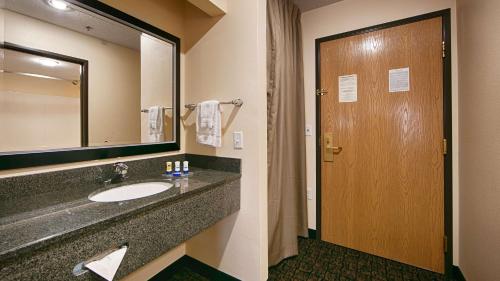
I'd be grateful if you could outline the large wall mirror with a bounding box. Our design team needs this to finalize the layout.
[0,0,180,169]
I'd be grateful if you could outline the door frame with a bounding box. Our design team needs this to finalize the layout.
[314,9,453,277]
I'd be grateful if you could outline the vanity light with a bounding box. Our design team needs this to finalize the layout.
[36,58,60,67]
[47,0,70,11]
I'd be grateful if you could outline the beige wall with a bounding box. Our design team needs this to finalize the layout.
[457,0,500,280]
[0,73,80,151]
[3,9,141,146]
[187,0,227,16]
[182,0,268,280]
[301,0,460,264]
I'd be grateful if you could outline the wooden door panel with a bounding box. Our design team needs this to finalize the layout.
[320,18,444,273]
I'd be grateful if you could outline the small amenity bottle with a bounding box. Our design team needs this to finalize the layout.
[183,161,189,175]
[165,161,172,175]
[173,161,182,177]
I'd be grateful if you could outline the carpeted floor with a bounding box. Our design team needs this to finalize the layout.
[163,267,211,281]
[162,237,450,281]
[268,238,449,281]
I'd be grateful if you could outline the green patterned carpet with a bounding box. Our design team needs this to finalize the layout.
[158,237,452,281]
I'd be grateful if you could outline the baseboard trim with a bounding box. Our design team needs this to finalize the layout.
[150,255,240,281]
[308,228,317,239]
[452,266,466,281]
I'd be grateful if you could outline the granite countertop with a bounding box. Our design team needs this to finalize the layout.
[0,167,240,263]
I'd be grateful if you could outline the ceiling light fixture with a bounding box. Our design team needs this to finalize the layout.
[36,58,61,67]
[47,0,70,11]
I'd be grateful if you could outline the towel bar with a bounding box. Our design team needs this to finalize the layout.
[184,98,244,110]
[141,107,173,113]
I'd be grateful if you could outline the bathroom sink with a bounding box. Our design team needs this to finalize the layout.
[89,182,173,202]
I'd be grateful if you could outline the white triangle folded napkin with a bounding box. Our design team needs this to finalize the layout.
[85,246,128,281]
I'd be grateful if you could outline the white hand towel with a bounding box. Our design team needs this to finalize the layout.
[199,101,216,129]
[85,246,127,281]
[148,106,164,143]
[196,100,222,147]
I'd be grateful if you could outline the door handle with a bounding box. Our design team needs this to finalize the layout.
[323,133,342,162]
[332,146,343,154]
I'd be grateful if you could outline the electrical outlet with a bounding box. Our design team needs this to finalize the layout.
[305,125,312,136]
[307,188,312,200]
[233,131,243,149]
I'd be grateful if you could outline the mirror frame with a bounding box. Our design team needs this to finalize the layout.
[0,0,181,170]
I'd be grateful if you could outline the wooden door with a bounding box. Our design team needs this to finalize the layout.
[320,17,444,273]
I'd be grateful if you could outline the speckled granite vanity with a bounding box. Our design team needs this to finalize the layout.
[0,154,240,280]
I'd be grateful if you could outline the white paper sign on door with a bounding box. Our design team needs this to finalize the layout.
[338,74,357,103]
[389,67,410,93]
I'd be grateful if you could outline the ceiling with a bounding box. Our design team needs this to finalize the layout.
[2,48,81,81]
[293,0,343,12]
[1,0,142,50]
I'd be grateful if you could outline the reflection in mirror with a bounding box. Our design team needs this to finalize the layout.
[0,47,84,151]
[0,0,176,154]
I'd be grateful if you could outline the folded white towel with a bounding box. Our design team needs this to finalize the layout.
[148,106,164,143]
[199,101,215,129]
[196,100,222,147]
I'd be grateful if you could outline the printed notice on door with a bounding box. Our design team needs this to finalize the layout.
[338,74,357,103]
[389,67,410,93]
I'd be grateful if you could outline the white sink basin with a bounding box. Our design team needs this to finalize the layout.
[89,182,173,202]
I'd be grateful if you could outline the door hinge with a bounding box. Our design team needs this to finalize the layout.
[443,138,448,155]
[444,236,448,253]
[442,41,446,58]
[316,89,328,96]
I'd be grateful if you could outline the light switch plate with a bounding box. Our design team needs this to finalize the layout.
[305,125,312,136]
[307,188,312,200]
[233,131,243,149]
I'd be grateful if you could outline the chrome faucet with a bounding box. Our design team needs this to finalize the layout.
[105,162,128,184]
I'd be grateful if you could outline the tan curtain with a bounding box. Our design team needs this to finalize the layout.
[267,0,308,266]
